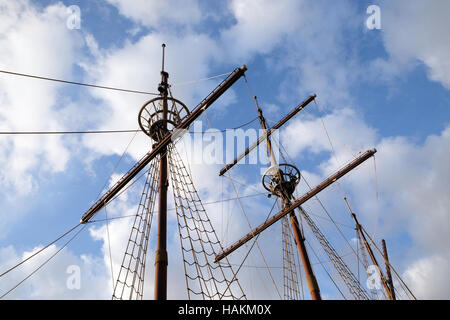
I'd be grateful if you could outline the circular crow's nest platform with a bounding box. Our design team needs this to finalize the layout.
[138,96,190,141]
[262,163,301,197]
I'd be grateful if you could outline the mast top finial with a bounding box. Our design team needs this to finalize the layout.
[161,43,166,73]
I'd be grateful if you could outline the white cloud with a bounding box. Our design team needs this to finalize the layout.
[0,0,84,196]
[105,0,202,28]
[283,107,377,165]
[220,0,303,62]
[1,0,449,300]
[283,107,450,298]
[374,0,450,89]
[80,31,223,163]
[403,252,450,299]
[0,243,110,299]
[371,128,450,255]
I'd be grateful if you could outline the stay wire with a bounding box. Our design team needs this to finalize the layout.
[305,239,347,300]
[104,206,115,294]
[170,72,232,87]
[94,130,139,201]
[372,155,381,239]
[200,88,280,298]
[0,68,233,94]
[0,129,140,135]
[313,99,342,166]
[219,199,279,299]
[90,128,139,289]
[0,69,159,96]
[90,135,180,213]
[0,118,258,135]
[361,226,417,300]
[243,75,259,111]
[312,99,381,243]
[0,224,86,299]
[224,173,283,299]
[0,222,82,279]
[0,134,138,288]
[275,141,372,299]
[273,138,356,230]
[87,190,269,224]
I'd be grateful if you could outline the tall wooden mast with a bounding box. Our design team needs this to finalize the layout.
[215,94,377,300]
[154,44,169,300]
[79,45,248,299]
[255,96,321,300]
[344,197,395,300]
[382,239,396,300]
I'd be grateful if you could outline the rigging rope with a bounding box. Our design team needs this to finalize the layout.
[218,199,279,299]
[169,145,246,300]
[171,72,232,87]
[0,117,258,135]
[94,130,139,201]
[312,99,381,241]
[274,138,367,271]
[372,155,381,239]
[224,173,283,299]
[0,68,235,94]
[297,207,370,300]
[94,133,186,211]
[0,129,140,135]
[86,192,269,224]
[305,240,347,300]
[112,160,159,300]
[104,206,115,294]
[361,227,417,300]
[281,215,301,300]
[313,99,342,166]
[0,69,159,95]
[267,135,369,299]
[0,224,86,299]
[195,82,281,298]
[0,222,82,279]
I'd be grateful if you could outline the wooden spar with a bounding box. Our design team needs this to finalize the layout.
[214,148,377,263]
[254,96,276,166]
[218,94,316,176]
[289,211,321,300]
[80,65,248,224]
[344,197,394,300]
[154,58,169,300]
[255,101,322,300]
[382,239,396,300]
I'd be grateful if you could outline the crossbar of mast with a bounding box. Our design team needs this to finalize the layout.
[80,65,248,224]
[219,94,316,176]
[214,148,377,263]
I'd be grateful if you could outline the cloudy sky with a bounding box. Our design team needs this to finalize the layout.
[0,0,449,300]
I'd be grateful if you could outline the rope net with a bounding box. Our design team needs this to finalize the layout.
[297,206,370,300]
[281,216,301,300]
[112,158,160,300]
[168,144,246,300]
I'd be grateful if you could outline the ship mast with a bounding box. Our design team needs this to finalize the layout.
[254,96,321,300]
[215,93,377,300]
[79,45,248,299]
[154,44,169,300]
[344,197,395,300]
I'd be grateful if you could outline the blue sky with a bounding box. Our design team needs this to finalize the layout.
[0,0,449,299]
